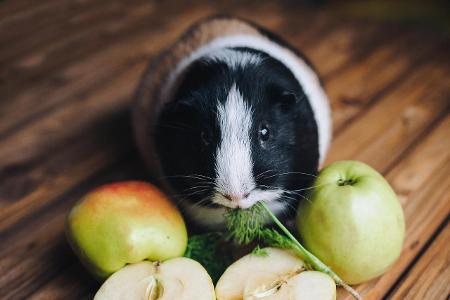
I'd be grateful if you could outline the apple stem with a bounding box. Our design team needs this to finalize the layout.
[260,202,363,300]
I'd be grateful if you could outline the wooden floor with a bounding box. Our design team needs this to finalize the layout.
[0,1,449,299]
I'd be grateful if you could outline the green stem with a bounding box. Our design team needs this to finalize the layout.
[261,202,363,300]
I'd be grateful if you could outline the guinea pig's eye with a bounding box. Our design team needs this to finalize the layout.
[259,124,270,142]
[200,130,210,146]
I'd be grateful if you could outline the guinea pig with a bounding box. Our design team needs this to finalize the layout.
[133,16,331,228]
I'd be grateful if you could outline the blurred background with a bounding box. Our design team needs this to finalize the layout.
[305,0,449,33]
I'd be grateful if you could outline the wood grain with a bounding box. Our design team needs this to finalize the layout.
[0,159,147,299]
[0,0,449,299]
[336,114,450,299]
[388,221,450,300]
[325,54,450,168]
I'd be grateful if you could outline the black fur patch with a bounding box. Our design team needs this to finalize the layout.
[155,47,319,214]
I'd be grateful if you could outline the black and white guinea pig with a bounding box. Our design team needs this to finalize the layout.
[133,16,331,228]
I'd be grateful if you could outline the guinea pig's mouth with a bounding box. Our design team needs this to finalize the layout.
[212,188,284,209]
[180,188,287,228]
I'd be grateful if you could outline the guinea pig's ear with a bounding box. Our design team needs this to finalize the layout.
[164,97,194,111]
[279,91,299,105]
[159,98,195,122]
[270,88,303,109]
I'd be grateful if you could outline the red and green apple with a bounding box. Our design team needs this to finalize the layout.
[66,181,188,279]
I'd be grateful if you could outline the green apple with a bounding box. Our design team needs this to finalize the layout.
[297,160,405,284]
[94,258,216,300]
[66,181,188,279]
[216,247,336,300]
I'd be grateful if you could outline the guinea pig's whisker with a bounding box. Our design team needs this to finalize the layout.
[296,192,313,204]
[169,190,207,201]
[189,196,215,211]
[289,182,328,192]
[279,190,312,204]
[278,200,297,217]
[160,174,215,185]
[170,194,188,205]
[257,183,322,204]
[184,189,212,197]
[160,175,203,180]
[170,192,212,210]
[277,192,298,202]
[255,169,276,180]
[187,190,213,198]
[182,189,212,196]
[190,198,209,207]
[183,191,209,198]
[257,184,278,189]
[189,173,215,180]
[263,171,317,180]
[283,190,307,195]
[284,201,298,211]
[182,184,215,191]
[258,184,289,193]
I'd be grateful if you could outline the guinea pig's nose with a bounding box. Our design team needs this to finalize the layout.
[225,192,250,202]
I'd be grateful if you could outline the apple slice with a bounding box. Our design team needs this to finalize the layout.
[94,257,215,300]
[216,248,336,300]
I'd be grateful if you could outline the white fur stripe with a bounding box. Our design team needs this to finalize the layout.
[204,48,262,70]
[215,84,255,198]
[161,34,332,164]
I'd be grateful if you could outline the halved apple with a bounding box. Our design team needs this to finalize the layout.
[216,248,336,300]
[94,257,216,300]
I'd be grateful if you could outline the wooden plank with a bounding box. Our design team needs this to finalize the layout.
[302,21,386,77]
[0,0,118,46]
[388,221,450,300]
[0,6,211,135]
[0,63,143,169]
[325,56,450,169]
[262,12,422,84]
[0,159,147,299]
[27,263,98,300]
[0,0,149,66]
[0,0,57,25]
[0,67,142,231]
[336,114,450,299]
[0,1,156,90]
[325,35,445,132]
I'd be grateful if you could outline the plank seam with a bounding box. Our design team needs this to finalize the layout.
[333,41,446,136]
[384,214,450,299]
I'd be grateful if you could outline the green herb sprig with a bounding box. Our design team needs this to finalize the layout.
[184,232,232,284]
[224,202,266,244]
[225,202,362,300]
